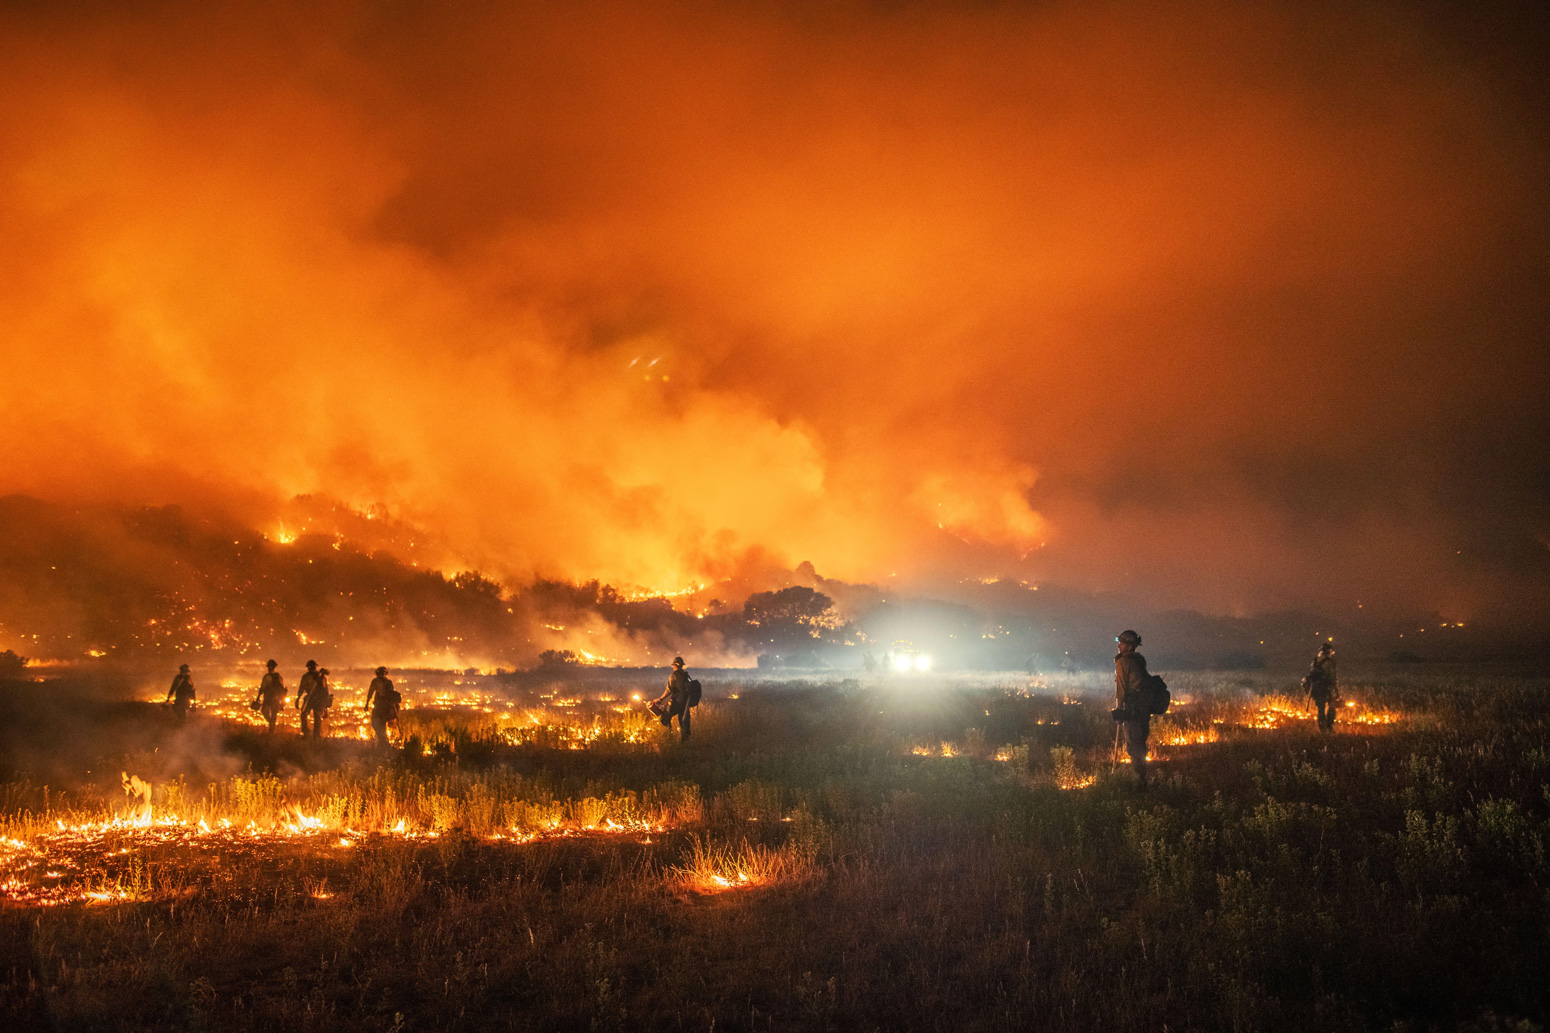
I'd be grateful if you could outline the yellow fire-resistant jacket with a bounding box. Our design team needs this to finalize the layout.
[1115,651,1151,714]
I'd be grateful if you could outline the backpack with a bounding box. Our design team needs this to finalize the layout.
[1302,668,1333,699]
[688,679,702,708]
[1145,674,1171,715]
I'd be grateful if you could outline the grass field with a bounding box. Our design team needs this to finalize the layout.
[2,667,1548,1032]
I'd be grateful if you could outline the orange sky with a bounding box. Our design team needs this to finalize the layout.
[0,0,1545,619]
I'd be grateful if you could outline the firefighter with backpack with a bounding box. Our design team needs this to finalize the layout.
[1113,630,1168,788]
[295,660,331,739]
[254,659,287,732]
[365,666,402,747]
[165,663,196,724]
[651,656,699,741]
[1303,641,1338,731]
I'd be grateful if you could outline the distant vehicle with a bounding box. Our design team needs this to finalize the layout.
[889,648,932,673]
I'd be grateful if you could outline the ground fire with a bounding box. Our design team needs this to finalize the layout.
[0,1,1547,1029]
[0,670,1417,910]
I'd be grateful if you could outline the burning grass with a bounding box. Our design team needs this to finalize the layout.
[901,675,1413,776]
[19,672,1414,859]
[3,667,1546,1033]
[145,668,664,747]
[674,835,801,894]
[0,768,702,907]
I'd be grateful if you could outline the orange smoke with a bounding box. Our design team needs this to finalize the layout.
[0,1,1544,617]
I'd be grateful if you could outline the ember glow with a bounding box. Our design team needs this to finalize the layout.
[676,837,789,895]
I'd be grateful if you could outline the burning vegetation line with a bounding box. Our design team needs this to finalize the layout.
[149,674,659,747]
[0,772,704,908]
[900,685,1413,782]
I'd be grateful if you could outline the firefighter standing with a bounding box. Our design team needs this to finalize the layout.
[1306,642,1339,731]
[1114,630,1153,787]
[165,664,196,723]
[653,657,694,741]
[295,660,330,739]
[365,666,400,747]
[255,660,287,732]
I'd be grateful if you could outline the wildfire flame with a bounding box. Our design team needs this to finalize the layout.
[0,797,680,908]
[704,870,756,891]
[1155,725,1222,747]
[149,670,658,751]
[120,772,153,826]
[676,836,783,895]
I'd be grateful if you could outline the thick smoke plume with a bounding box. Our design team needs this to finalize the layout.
[0,1,1546,627]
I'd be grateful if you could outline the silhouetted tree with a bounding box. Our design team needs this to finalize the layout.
[742,587,846,652]
[538,649,582,668]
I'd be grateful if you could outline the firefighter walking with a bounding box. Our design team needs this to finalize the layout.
[1113,630,1156,788]
[295,660,331,739]
[255,660,287,732]
[1305,641,1339,731]
[652,657,697,741]
[165,664,196,724]
[365,666,401,747]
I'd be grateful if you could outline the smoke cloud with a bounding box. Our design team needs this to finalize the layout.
[1,1,1545,623]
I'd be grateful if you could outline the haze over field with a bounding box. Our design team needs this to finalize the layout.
[1,0,1546,649]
